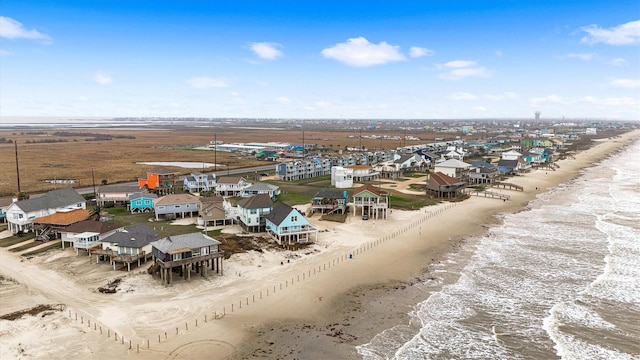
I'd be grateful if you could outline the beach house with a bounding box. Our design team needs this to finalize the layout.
[6,188,86,234]
[311,189,348,215]
[150,233,224,285]
[265,203,318,245]
[153,194,200,220]
[96,224,161,271]
[352,184,389,220]
[426,172,467,198]
[236,193,274,233]
[138,168,180,195]
[128,192,158,213]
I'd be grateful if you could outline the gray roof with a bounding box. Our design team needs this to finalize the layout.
[243,182,279,192]
[60,220,123,235]
[313,188,346,200]
[14,188,85,213]
[102,224,161,248]
[237,193,273,209]
[151,232,221,253]
[98,184,143,193]
[265,202,297,226]
[129,192,158,200]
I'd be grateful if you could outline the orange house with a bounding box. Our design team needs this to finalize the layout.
[138,168,179,195]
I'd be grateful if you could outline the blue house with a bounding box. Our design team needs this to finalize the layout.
[129,192,158,213]
[265,203,318,245]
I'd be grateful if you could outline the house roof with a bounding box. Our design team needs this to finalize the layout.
[470,161,496,169]
[155,194,200,206]
[502,150,523,157]
[264,202,298,226]
[497,159,519,168]
[102,224,161,248]
[394,154,415,164]
[244,182,279,192]
[59,219,123,235]
[217,176,244,184]
[353,184,385,197]
[98,184,143,194]
[434,159,471,169]
[13,188,85,213]
[151,232,221,253]
[346,164,372,169]
[129,192,158,200]
[33,208,92,225]
[237,193,273,209]
[313,188,347,199]
[200,196,225,206]
[430,172,466,186]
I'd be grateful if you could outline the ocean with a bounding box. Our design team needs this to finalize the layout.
[357,139,640,360]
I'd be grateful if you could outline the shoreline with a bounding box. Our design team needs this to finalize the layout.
[0,130,638,360]
[228,130,640,359]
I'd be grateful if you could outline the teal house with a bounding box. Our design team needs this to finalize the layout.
[265,203,318,245]
[129,192,158,213]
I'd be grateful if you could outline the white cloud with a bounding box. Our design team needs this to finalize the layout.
[93,71,113,85]
[495,50,503,57]
[275,97,291,104]
[484,92,518,100]
[409,46,434,58]
[321,36,406,67]
[472,106,487,112]
[580,20,640,45]
[530,94,564,105]
[185,77,228,89]
[0,48,11,56]
[581,95,637,106]
[449,92,476,100]
[315,101,331,107]
[564,53,596,61]
[438,60,492,80]
[442,60,476,68]
[248,42,283,60]
[0,16,51,41]
[609,78,640,89]
[609,57,626,66]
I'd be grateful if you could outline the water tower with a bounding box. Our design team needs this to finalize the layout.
[535,111,541,120]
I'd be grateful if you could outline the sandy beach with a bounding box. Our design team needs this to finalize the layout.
[1,130,638,360]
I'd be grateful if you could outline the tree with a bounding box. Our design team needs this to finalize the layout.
[101,179,108,185]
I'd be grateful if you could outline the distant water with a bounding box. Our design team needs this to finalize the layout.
[358,139,640,359]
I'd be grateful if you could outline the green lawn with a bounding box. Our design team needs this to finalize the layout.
[0,233,35,247]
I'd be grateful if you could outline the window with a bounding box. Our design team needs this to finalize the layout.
[172,253,182,261]
[175,205,180,208]
[291,216,298,222]
[250,209,257,214]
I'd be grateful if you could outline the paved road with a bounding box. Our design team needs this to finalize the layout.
[0,163,279,200]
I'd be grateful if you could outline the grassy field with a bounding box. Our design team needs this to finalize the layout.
[0,124,444,197]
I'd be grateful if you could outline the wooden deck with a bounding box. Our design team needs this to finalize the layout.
[492,181,524,191]
[465,188,510,200]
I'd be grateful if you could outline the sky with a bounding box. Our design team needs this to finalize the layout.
[1,0,639,120]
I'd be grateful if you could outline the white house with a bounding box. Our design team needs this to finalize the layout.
[241,182,281,199]
[236,193,273,233]
[433,159,471,179]
[183,172,216,193]
[331,166,354,188]
[6,188,86,234]
[215,176,250,197]
[501,150,523,161]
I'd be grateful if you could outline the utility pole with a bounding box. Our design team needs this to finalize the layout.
[302,130,305,158]
[214,133,217,174]
[15,141,21,194]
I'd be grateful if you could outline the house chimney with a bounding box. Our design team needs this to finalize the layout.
[12,198,18,203]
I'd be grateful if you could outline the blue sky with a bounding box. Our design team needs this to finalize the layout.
[1,1,639,120]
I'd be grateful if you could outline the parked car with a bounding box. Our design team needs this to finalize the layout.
[362,214,369,220]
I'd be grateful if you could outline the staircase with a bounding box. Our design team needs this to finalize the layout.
[36,226,52,242]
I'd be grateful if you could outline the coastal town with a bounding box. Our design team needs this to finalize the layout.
[0,118,637,359]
